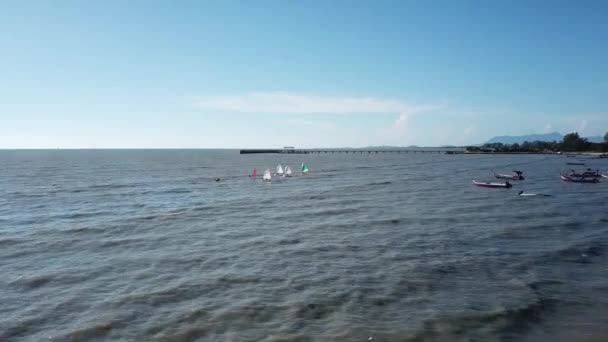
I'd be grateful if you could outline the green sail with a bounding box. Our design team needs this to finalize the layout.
[301,163,309,172]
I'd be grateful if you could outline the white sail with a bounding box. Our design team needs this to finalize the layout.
[285,166,292,176]
[276,164,284,175]
[263,169,272,181]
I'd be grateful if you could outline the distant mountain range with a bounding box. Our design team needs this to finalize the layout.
[485,132,603,145]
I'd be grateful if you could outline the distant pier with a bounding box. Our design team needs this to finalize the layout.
[240,149,463,154]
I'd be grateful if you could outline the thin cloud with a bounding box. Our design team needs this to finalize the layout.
[193,91,439,115]
[282,118,336,131]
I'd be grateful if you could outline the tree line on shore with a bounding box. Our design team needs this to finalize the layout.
[466,132,608,153]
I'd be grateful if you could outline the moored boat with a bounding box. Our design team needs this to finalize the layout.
[518,191,551,197]
[560,174,599,183]
[473,180,512,188]
[566,169,601,178]
[495,170,525,180]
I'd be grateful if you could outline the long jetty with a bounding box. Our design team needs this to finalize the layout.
[240,149,462,154]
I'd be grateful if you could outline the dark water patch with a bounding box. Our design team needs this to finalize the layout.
[155,326,210,342]
[212,301,279,325]
[56,211,111,220]
[0,316,52,340]
[414,296,558,341]
[391,277,437,298]
[5,191,48,198]
[291,293,349,322]
[309,207,360,216]
[99,237,147,249]
[60,224,115,236]
[191,205,215,212]
[215,274,260,287]
[153,188,193,195]
[11,274,54,290]
[57,320,128,341]
[365,181,393,187]
[278,238,301,245]
[127,209,193,223]
[266,334,311,342]
[0,237,28,247]
[549,240,605,264]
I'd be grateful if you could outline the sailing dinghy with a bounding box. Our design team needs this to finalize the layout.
[285,166,292,177]
[250,168,257,179]
[472,180,512,188]
[263,169,272,182]
[301,163,309,174]
[276,164,284,177]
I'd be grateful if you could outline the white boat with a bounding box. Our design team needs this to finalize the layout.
[518,191,551,197]
[285,166,292,177]
[472,180,512,188]
[276,164,284,176]
[263,169,272,182]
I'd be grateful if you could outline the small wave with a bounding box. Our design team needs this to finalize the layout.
[310,207,360,216]
[291,293,350,321]
[278,238,301,245]
[129,208,191,223]
[215,275,260,286]
[366,181,393,186]
[11,274,54,289]
[89,183,137,190]
[99,238,145,248]
[117,283,207,307]
[57,211,110,220]
[160,188,192,194]
[413,295,557,340]
[0,238,27,247]
[58,320,127,341]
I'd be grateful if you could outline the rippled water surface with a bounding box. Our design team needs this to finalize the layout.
[1,150,607,341]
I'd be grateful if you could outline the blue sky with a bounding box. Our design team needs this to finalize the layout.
[1,0,607,148]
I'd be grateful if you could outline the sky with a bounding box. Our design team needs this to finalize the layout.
[1,0,607,148]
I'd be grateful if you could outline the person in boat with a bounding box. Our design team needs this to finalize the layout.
[505,181,512,188]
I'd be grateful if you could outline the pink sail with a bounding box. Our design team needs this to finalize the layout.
[251,168,257,178]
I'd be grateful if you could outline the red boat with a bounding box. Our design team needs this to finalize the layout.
[473,180,513,188]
